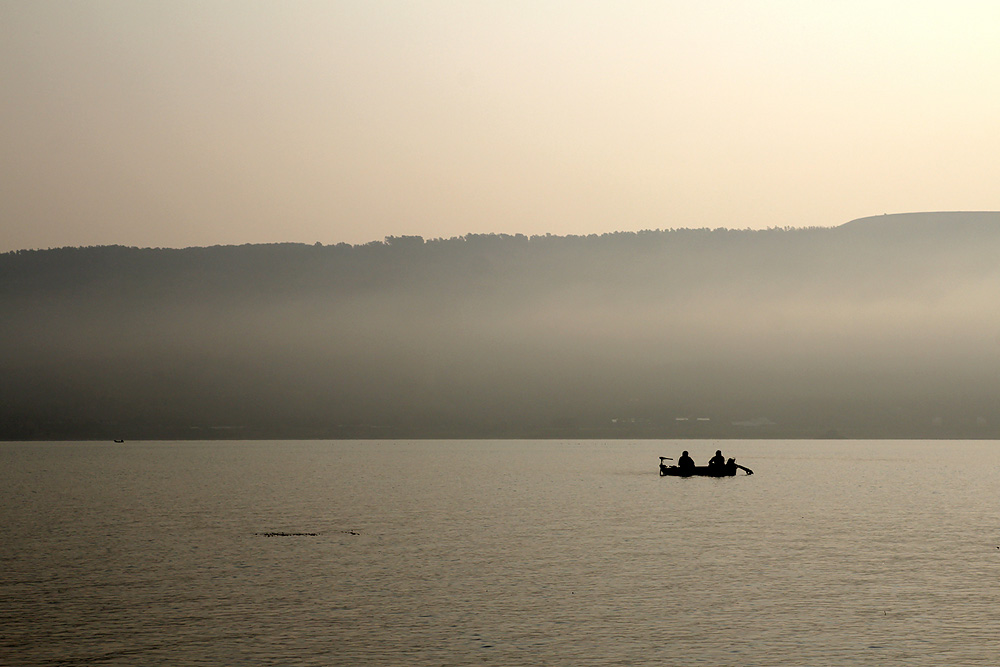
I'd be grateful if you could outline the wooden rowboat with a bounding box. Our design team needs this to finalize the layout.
[659,458,753,477]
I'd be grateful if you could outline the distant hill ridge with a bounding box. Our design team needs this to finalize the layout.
[4,210,1000,440]
[841,211,1000,230]
[5,211,1000,256]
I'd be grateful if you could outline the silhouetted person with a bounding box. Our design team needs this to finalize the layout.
[727,457,754,475]
[678,450,694,469]
[708,449,725,468]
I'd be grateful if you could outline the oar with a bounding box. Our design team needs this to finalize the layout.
[659,457,673,461]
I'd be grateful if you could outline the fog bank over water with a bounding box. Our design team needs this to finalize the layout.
[3,212,1000,440]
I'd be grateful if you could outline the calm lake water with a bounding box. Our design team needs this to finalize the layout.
[2,439,1000,666]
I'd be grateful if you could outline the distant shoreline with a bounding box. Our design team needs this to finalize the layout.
[5,212,1000,443]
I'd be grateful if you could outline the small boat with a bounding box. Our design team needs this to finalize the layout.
[659,456,753,477]
[113,439,124,443]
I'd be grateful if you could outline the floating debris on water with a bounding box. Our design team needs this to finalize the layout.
[252,530,360,537]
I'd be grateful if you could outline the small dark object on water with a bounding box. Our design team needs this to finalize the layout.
[254,532,319,537]
[113,439,124,443]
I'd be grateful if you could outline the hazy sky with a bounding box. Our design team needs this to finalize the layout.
[2,1,999,251]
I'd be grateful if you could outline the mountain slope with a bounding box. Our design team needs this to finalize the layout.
[3,213,999,439]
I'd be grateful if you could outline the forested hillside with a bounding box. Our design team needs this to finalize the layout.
[4,212,1000,440]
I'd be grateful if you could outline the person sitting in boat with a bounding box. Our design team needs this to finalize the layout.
[708,449,725,468]
[726,457,754,475]
[677,450,694,469]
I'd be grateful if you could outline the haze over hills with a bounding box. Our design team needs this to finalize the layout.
[3,211,1000,440]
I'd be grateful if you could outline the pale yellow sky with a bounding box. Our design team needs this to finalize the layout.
[2,1,998,251]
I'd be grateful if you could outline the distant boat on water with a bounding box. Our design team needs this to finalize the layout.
[659,456,753,477]
[113,439,124,443]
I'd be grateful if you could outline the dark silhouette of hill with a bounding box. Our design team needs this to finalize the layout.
[3,212,1000,440]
